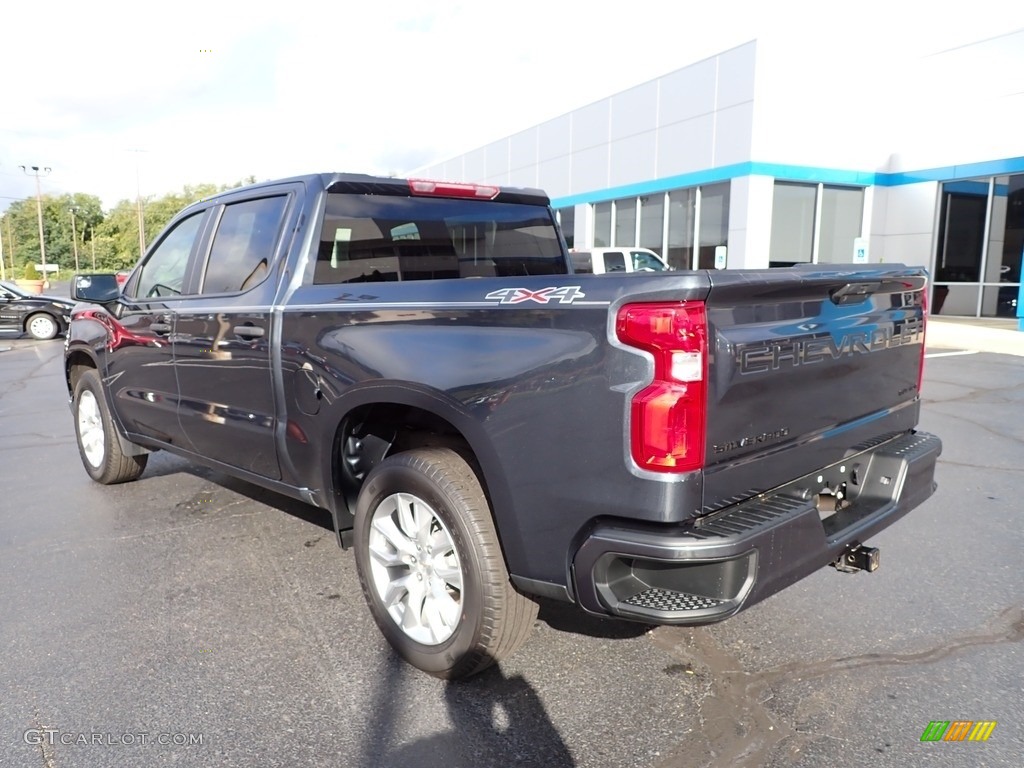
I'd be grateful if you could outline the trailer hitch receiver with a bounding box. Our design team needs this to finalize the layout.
[831,542,880,573]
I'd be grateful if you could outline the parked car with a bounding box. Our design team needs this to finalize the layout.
[570,247,671,274]
[0,280,75,340]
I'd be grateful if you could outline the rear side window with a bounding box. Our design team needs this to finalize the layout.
[570,252,593,274]
[314,194,566,284]
[603,251,626,272]
[201,196,288,294]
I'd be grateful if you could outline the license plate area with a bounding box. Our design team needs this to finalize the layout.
[780,459,866,523]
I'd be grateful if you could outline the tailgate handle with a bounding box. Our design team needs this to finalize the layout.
[830,282,879,305]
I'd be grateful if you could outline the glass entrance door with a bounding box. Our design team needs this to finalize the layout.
[933,174,1023,317]
[982,175,1023,317]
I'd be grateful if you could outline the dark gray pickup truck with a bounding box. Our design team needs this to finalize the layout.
[65,173,940,678]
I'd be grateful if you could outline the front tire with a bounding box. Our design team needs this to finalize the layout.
[73,369,148,484]
[353,447,538,679]
[26,313,58,340]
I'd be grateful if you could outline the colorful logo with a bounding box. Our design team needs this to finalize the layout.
[920,721,997,742]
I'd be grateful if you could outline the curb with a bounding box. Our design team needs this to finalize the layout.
[927,320,1024,357]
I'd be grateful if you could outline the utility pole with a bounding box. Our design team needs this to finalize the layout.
[90,224,96,270]
[128,149,146,258]
[20,165,52,280]
[69,205,81,273]
[5,216,14,276]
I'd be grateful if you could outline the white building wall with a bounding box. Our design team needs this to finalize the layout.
[884,29,1024,172]
[414,41,758,204]
[870,182,939,270]
[727,175,774,269]
[749,38,892,171]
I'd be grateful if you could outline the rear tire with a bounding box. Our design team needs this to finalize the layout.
[73,369,148,484]
[26,313,58,340]
[353,447,538,679]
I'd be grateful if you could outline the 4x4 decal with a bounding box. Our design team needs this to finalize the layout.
[484,286,586,305]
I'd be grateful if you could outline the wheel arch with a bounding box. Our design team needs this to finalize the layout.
[66,350,148,459]
[65,349,99,399]
[320,383,520,569]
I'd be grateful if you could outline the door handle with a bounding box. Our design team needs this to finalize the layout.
[233,325,265,339]
[150,322,172,335]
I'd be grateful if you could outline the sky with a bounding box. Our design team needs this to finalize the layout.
[1,0,1019,213]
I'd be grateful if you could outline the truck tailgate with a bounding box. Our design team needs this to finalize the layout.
[701,265,927,513]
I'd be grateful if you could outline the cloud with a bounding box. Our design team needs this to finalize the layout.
[1,0,1019,212]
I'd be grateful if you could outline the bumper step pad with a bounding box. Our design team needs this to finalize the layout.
[624,588,724,612]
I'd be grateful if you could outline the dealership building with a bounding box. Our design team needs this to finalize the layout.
[414,30,1024,318]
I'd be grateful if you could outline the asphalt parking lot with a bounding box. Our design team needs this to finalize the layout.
[1,332,1021,768]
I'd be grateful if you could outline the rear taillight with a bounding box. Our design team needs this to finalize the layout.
[918,287,928,393]
[408,179,499,199]
[616,302,708,473]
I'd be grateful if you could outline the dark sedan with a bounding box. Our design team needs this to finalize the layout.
[0,281,76,340]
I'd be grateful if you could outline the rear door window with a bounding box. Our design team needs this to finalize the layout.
[201,196,288,294]
[602,251,626,272]
[570,252,593,274]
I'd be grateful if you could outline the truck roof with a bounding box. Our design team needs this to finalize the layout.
[188,173,552,209]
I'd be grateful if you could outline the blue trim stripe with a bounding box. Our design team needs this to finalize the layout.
[550,155,1024,208]
[552,163,749,207]
[881,156,1024,185]
[943,180,1011,197]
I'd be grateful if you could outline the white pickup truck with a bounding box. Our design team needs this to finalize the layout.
[569,247,670,274]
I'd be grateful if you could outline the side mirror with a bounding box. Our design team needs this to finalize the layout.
[72,274,121,303]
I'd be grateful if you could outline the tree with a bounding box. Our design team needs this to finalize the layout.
[1,176,259,274]
[0,193,104,274]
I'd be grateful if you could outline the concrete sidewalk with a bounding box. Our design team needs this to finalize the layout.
[927,316,1024,357]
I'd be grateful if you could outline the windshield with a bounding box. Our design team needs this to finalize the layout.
[314,194,567,284]
[0,281,27,298]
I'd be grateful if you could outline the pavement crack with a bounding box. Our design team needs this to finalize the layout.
[927,405,1024,444]
[936,457,1024,473]
[0,352,60,401]
[31,710,57,768]
[651,604,1023,768]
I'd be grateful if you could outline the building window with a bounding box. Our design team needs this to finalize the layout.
[556,206,575,249]
[594,202,611,248]
[666,188,695,269]
[818,186,864,263]
[588,182,728,269]
[639,194,664,253]
[613,197,637,247]
[769,182,816,266]
[769,182,864,266]
[698,182,730,269]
